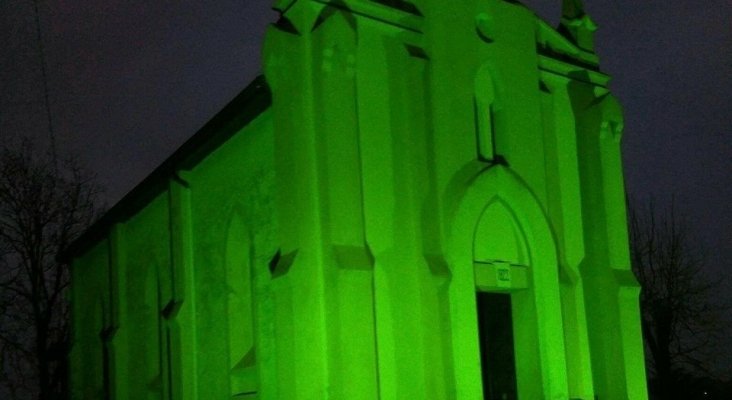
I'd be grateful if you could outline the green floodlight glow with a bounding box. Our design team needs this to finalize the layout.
[68,1,648,399]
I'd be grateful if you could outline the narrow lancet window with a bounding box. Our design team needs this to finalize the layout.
[225,213,258,398]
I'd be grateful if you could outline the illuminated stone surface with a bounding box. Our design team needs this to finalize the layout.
[68,1,648,399]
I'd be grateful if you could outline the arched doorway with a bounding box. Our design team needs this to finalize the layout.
[473,199,527,400]
[446,165,569,399]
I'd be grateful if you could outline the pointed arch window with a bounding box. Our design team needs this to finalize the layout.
[143,263,162,398]
[224,213,258,398]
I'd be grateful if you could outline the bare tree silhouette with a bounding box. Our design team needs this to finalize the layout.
[629,198,727,399]
[0,137,102,400]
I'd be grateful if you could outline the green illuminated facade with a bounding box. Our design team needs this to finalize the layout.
[67,0,648,399]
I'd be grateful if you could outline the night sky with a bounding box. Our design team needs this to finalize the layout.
[2,0,730,376]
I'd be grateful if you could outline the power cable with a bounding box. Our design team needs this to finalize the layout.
[31,0,57,172]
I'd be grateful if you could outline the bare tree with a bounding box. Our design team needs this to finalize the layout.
[0,137,102,400]
[629,198,726,399]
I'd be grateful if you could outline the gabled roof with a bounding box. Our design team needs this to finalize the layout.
[61,75,272,261]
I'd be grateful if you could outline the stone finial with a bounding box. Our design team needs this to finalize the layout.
[560,0,597,52]
[561,0,585,20]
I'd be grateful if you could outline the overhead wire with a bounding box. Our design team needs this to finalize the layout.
[31,0,58,172]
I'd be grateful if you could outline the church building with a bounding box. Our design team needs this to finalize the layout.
[66,0,649,399]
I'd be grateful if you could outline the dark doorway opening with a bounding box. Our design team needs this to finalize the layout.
[476,292,518,400]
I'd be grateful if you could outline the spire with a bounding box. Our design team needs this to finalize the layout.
[560,0,597,52]
[561,0,584,19]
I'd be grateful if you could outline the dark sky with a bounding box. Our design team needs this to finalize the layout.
[2,0,731,376]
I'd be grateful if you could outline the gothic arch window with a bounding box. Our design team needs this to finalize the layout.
[143,262,162,398]
[474,64,497,161]
[94,296,108,399]
[474,200,529,266]
[224,211,258,398]
[474,63,508,162]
